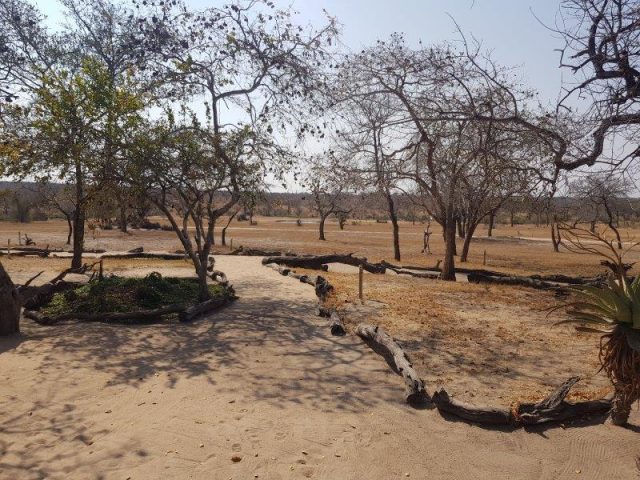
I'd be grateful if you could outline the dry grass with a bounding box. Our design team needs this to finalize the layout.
[1,216,626,404]
[307,268,610,404]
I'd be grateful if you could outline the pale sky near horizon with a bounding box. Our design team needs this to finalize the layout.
[36,0,566,105]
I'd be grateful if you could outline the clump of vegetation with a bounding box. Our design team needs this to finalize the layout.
[560,226,640,425]
[41,272,227,317]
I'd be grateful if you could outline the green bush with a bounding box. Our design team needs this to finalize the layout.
[41,272,227,316]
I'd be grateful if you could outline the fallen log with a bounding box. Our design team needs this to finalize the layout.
[209,269,229,285]
[431,389,513,425]
[19,263,98,308]
[530,273,601,286]
[316,304,332,317]
[515,376,612,425]
[329,310,346,336]
[0,250,49,257]
[99,252,187,260]
[381,261,512,279]
[10,246,59,254]
[24,303,187,325]
[432,376,612,427]
[314,275,334,302]
[355,323,426,404]
[230,247,294,257]
[264,263,291,276]
[179,295,232,323]
[382,262,440,279]
[263,253,386,274]
[467,272,566,291]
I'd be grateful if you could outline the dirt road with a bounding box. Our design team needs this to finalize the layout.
[1,257,638,479]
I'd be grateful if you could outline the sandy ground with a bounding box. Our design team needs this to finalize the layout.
[3,217,640,277]
[1,257,640,480]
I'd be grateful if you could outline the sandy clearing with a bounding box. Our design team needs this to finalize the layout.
[1,256,639,480]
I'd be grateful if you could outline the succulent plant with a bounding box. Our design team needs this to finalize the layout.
[563,275,640,331]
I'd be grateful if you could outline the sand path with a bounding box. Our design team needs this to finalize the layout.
[1,256,639,480]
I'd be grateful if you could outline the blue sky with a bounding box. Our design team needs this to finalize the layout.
[37,0,566,104]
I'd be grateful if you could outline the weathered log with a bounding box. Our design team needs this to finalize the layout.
[209,269,229,285]
[230,247,293,257]
[467,272,566,291]
[314,275,334,302]
[0,262,21,335]
[24,304,187,325]
[432,376,612,427]
[10,246,56,254]
[355,323,426,404]
[18,263,98,308]
[316,305,332,317]
[21,281,77,310]
[382,262,440,279]
[516,376,612,425]
[128,246,144,254]
[179,295,232,323]
[329,310,346,336]
[432,389,513,425]
[264,263,291,276]
[263,254,386,274]
[0,250,49,257]
[99,252,187,260]
[314,305,346,335]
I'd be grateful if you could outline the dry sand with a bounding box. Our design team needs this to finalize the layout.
[1,256,639,480]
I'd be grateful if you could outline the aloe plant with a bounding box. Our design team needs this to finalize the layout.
[563,275,640,425]
[565,275,640,331]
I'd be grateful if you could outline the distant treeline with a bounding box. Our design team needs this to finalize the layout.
[2,181,640,228]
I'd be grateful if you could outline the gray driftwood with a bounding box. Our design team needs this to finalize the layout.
[262,253,386,274]
[355,323,426,404]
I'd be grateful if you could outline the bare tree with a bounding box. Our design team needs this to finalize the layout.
[572,173,631,249]
[304,158,351,242]
[330,94,408,260]
[337,34,542,280]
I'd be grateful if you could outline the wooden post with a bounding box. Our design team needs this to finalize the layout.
[483,250,487,266]
[18,232,22,246]
[99,259,104,281]
[358,265,364,304]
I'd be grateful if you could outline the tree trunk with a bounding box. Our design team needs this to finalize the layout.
[488,211,495,237]
[441,215,457,281]
[71,206,85,269]
[65,213,73,245]
[384,191,401,261]
[319,214,328,241]
[221,210,239,246]
[460,223,477,263]
[0,262,21,335]
[510,209,514,227]
[118,204,128,233]
[457,217,465,239]
[603,200,623,249]
[71,162,85,270]
[196,262,210,302]
[551,219,561,253]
